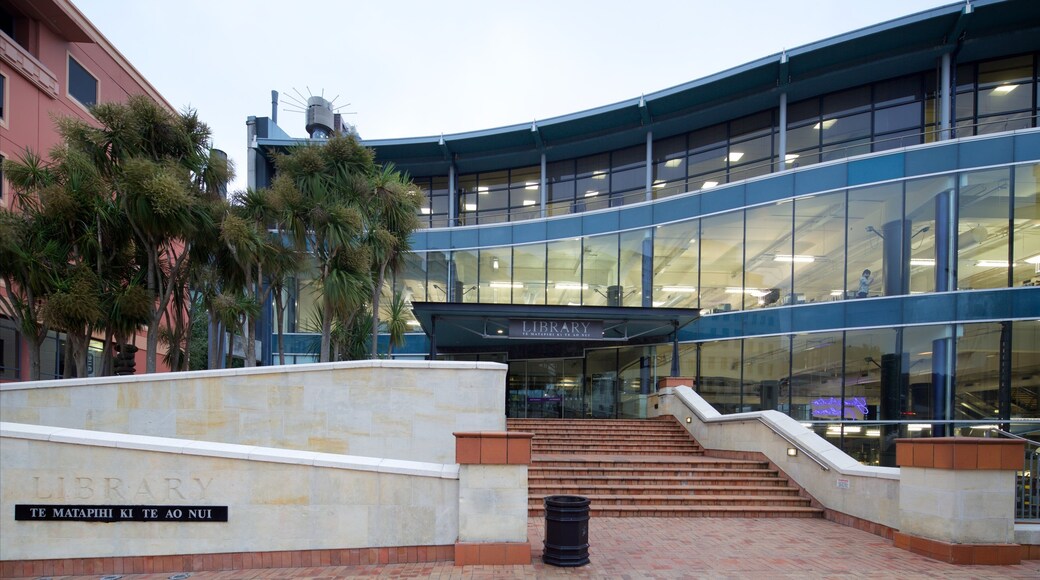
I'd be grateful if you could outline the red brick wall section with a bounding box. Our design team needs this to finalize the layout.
[454,431,533,465]
[895,437,1025,470]
[0,545,455,577]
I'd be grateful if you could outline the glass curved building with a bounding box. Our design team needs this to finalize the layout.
[248,0,1040,465]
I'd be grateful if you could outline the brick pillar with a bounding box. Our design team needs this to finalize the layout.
[894,437,1026,565]
[657,377,695,390]
[452,432,533,566]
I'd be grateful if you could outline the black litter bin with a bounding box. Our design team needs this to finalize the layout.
[542,495,590,567]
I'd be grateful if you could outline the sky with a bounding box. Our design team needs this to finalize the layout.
[74,0,961,193]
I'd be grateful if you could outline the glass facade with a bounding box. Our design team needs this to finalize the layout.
[253,41,1039,469]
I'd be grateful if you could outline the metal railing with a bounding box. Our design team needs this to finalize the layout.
[995,429,1040,522]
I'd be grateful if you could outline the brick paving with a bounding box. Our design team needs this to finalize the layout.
[8,517,1039,579]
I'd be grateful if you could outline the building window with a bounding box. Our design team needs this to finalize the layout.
[68,55,98,108]
[0,72,6,126]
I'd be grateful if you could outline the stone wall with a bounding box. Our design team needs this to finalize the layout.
[1,423,459,561]
[652,385,901,531]
[0,361,507,464]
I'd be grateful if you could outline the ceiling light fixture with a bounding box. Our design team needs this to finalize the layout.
[585,190,599,197]
[489,282,523,289]
[701,181,719,189]
[976,260,1014,268]
[661,286,697,293]
[992,84,1017,94]
[492,258,499,270]
[727,151,744,162]
[420,207,431,214]
[910,258,935,266]
[477,186,489,193]
[555,282,588,290]
[464,203,477,211]
[665,158,683,168]
[773,254,816,263]
[525,181,539,190]
[813,119,837,130]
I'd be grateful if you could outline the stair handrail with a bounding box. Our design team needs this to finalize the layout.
[707,413,831,471]
[992,428,1040,448]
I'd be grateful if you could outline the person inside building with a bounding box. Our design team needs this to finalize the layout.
[857,269,874,298]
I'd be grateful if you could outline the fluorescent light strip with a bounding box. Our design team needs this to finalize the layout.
[661,286,697,293]
[773,254,815,263]
[489,282,523,289]
[910,258,935,266]
[701,181,719,189]
[555,283,588,290]
[813,119,837,130]
[975,260,1014,268]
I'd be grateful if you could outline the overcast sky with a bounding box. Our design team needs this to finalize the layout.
[74,0,959,192]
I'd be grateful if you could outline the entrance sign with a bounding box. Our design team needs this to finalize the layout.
[15,504,228,522]
[509,319,604,340]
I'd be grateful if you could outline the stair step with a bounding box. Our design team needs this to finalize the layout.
[510,418,819,520]
[529,485,801,496]
[528,506,824,518]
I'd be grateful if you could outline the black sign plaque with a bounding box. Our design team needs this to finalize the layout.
[15,504,228,522]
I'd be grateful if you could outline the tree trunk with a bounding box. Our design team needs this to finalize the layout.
[208,313,221,370]
[26,338,42,381]
[320,291,333,363]
[69,333,90,378]
[62,338,75,378]
[370,261,388,359]
[100,327,115,376]
[274,288,286,366]
[145,321,159,374]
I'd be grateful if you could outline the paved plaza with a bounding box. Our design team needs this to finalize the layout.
[9,517,1039,579]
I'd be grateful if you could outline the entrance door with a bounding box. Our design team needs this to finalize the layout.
[506,358,584,418]
[586,348,618,418]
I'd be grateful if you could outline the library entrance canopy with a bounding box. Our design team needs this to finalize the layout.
[409,302,699,374]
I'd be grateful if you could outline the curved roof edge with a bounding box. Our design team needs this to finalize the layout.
[363,1,975,150]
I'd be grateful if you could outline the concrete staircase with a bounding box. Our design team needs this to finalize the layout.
[507,417,823,519]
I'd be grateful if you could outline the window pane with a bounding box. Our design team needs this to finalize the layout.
[576,153,609,178]
[744,203,792,310]
[688,123,727,152]
[978,55,1034,86]
[610,166,645,194]
[68,56,97,107]
[1011,321,1040,420]
[793,192,846,303]
[583,234,619,306]
[653,135,686,163]
[699,339,743,414]
[699,211,744,312]
[612,145,645,171]
[786,123,818,153]
[787,98,820,125]
[955,323,1001,421]
[510,166,539,188]
[1013,164,1040,287]
[687,147,726,177]
[743,336,790,412]
[874,75,921,107]
[822,86,870,117]
[619,230,647,307]
[729,134,771,165]
[874,102,922,134]
[791,332,844,423]
[821,112,870,144]
[548,159,575,182]
[549,180,575,203]
[546,238,583,305]
[958,168,1011,290]
[514,244,546,305]
[452,249,478,303]
[978,83,1032,116]
[905,176,953,294]
[730,110,773,140]
[480,248,513,304]
[848,183,902,298]
[653,220,699,309]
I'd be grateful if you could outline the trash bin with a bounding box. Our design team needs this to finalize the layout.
[542,495,590,567]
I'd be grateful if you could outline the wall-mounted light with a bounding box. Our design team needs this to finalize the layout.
[787,448,798,457]
[685,417,692,424]
[492,257,500,270]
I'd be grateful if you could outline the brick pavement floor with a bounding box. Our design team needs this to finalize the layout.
[9,518,1040,579]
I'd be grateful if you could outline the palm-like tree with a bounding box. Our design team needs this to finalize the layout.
[383,290,410,357]
[366,164,423,358]
[273,137,374,362]
[58,96,230,373]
